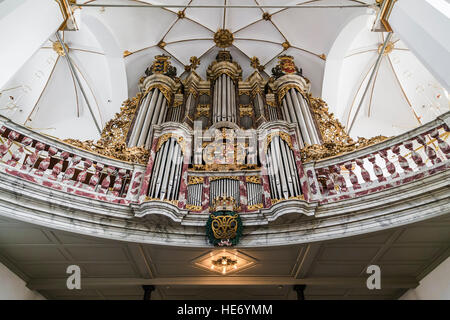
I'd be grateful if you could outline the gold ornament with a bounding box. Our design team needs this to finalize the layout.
[262,12,271,20]
[156,133,186,154]
[300,95,388,162]
[282,41,291,50]
[188,176,204,185]
[186,204,202,211]
[63,93,149,164]
[247,203,263,211]
[214,29,234,48]
[245,176,261,184]
[209,176,241,182]
[265,131,293,152]
[52,41,68,56]
[378,41,394,56]
[210,213,239,240]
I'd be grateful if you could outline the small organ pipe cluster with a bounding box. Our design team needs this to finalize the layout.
[126,51,323,212]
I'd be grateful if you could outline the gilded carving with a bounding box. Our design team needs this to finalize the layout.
[250,57,265,72]
[265,131,293,152]
[247,203,263,210]
[209,176,241,182]
[245,176,261,184]
[188,176,204,185]
[239,105,253,117]
[301,95,388,162]
[196,104,210,118]
[52,41,68,56]
[156,133,186,154]
[186,204,202,211]
[277,83,304,104]
[63,93,149,164]
[214,29,234,48]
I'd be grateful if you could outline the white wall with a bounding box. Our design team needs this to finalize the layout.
[400,257,450,300]
[0,262,45,300]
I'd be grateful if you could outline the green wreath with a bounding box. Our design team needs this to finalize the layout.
[206,211,243,246]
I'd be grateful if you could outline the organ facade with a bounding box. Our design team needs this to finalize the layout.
[125,51,323,221]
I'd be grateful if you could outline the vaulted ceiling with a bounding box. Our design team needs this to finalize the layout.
[0,0,448,141]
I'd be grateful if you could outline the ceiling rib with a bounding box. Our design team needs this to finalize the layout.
[24,56,61,126]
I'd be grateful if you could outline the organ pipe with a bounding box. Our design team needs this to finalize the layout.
[266,136,301,200]
[212,74,236,123]
[148,138,183,201]
[128,89,169,148]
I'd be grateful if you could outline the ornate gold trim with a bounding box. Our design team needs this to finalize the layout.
[188,176,204,185]
[277,83,304,104]
[247,203,263,211]
[265,131,293,152]
[145,83,173,104]
[214,29,234,48]
[209,176,241,182]
[245,176,261,184]
[186,204,202,211]
[156,133,186,154]
[239,105,253,117]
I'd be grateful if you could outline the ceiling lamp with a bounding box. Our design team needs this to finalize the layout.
[192,250,257,275]
[211,256,238,274]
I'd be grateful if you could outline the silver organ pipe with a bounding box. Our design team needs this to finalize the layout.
[298,91,321,144]
[212,74,236,123]
[246,181,263,206]
[148,138,183,201]
[286,89,312,146]
[266,136,301,200]
[209,178,240,206]
[280,88,321,146]
[128,89,169,148]
[187,183,203,207]
[128,91,152,147]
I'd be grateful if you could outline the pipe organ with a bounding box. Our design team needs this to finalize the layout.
[148,135,183,201]
[127,52,323,212]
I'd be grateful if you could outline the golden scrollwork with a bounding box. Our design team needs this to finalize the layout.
[282,41,291,50]
[188,176,204,185]
[186,204,202,211]
[198,90,210,96]
[156,133,186,154]
[251,86,262,98]
[300,95,388,162]
[191,164,258,172]
[52,41,68,56]
[210,213,239,239]
[250,56,265,72]
[145,83,173,105]
[63,93,149,164]
[247,203,263,211]
[209,176,241,182]
[214,29,234,48]
[238,89,251,96]
[270,195,304,206]
[265,131,293,152]
[196,104,210,118]
[277,83,304,104]
[245,176,261,184]
[239,105,253,117]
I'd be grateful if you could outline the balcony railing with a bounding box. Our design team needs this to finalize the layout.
[0,116,145,204]
[1,112,449,208]
[303,112,450,203]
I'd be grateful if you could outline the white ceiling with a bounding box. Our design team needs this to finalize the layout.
[0,213,448,299]
[0,0,448,141]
